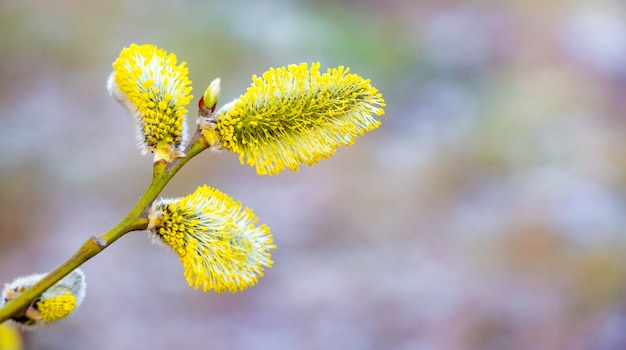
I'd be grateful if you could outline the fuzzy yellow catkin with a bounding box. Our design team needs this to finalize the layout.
[1,269,86,329]
[108,44,193,163]
[211,62,386,175]
[148,185,275,293]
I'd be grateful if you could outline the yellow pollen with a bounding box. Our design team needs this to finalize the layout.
[36,292,77,322]
[111,44,193,162]
[213,62,385,175]
[148,185,275,292]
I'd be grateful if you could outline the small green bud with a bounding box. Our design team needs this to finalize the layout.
[202,78,221,112]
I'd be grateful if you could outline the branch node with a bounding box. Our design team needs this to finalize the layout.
[90,236,106,248]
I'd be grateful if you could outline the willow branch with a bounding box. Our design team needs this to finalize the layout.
[0,133,210,324]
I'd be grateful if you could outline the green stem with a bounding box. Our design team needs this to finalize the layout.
[0,134,210,324]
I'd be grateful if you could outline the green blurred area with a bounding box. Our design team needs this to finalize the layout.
[1,0,625,349]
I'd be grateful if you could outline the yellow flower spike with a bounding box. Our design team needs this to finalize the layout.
[36,292,76,322]
[208,62,386,175]
[1,269,86,329]
[108,44,194,163]
[148,185,275,293]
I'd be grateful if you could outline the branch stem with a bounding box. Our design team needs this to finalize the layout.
[0,134,209,324]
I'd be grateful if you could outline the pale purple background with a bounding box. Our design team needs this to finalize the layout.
[1,0,625,349]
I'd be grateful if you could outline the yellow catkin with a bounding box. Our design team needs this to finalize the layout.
[36,292,77,322]
[149,185,275,293]
[110,44,193,161]
[214,62,386,175]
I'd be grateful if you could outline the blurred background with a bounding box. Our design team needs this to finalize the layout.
[1,0,626,349]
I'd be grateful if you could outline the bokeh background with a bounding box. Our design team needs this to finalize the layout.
[1,0,626,349]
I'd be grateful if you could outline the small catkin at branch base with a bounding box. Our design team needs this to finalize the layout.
[1,269,86,330]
